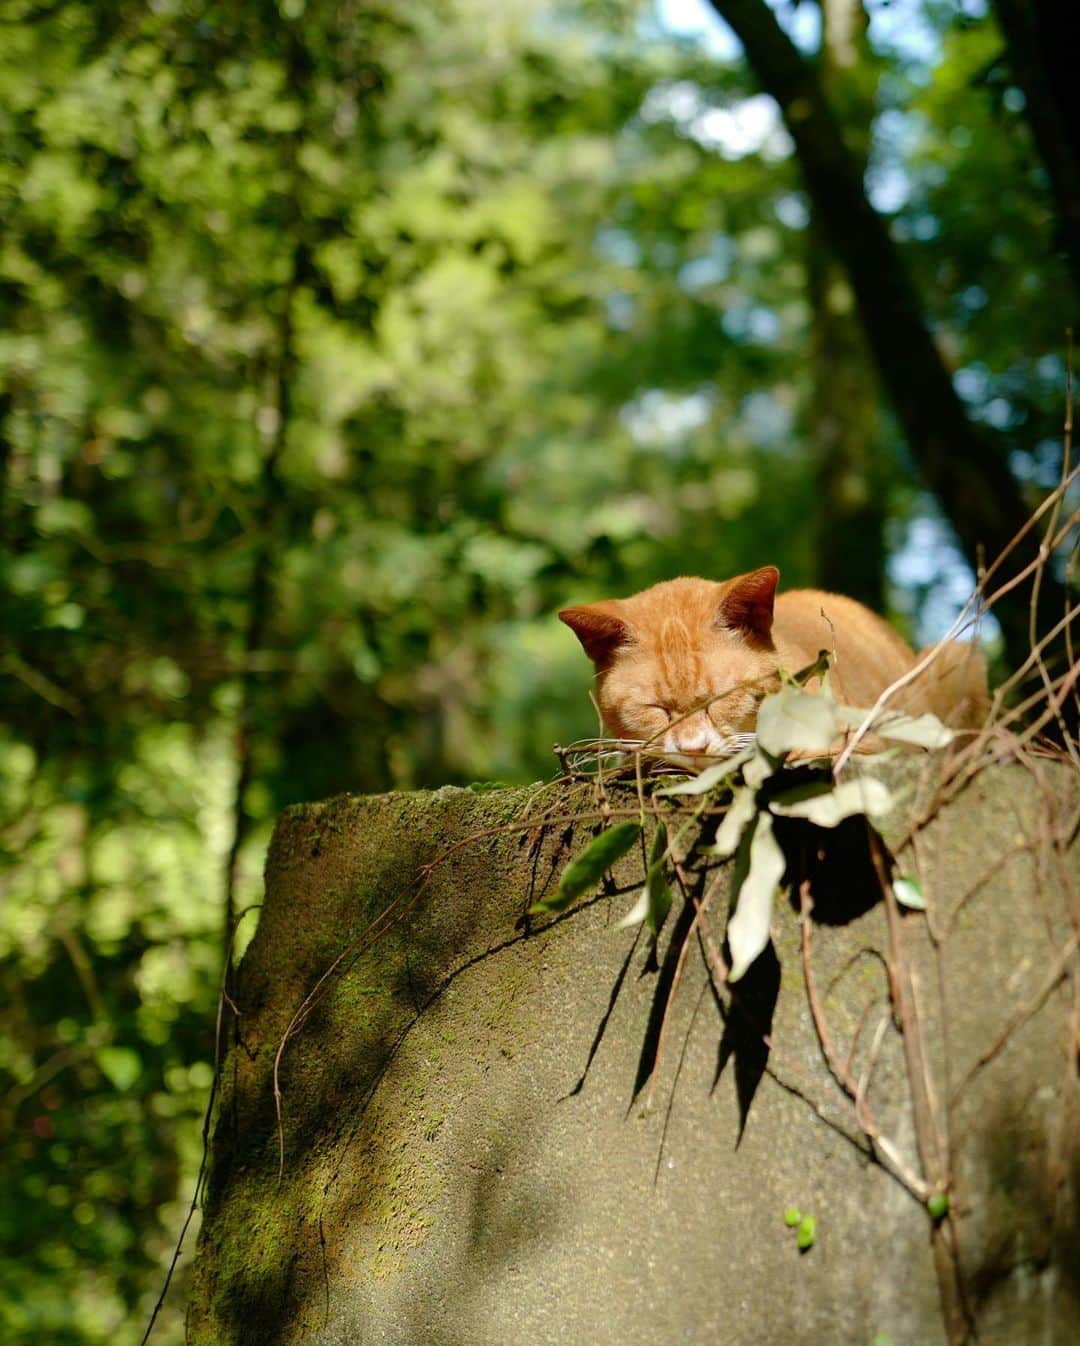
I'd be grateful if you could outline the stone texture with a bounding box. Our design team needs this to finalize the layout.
[188,761,1078,1345]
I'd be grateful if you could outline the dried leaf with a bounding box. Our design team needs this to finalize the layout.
[530,821,642,914]
[710,785,758,859]
[755,685,839,757]
[727,812,785,982]
[876,711,955,748]
[742,747,775,788]
[616,887,650,929]
[837,706,955,749]
[769,776,893,827]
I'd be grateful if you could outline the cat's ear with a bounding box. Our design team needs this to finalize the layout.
[559,603,630,669]
[716,566,779,640]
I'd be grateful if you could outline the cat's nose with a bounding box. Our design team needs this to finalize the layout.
[674,731,711,755]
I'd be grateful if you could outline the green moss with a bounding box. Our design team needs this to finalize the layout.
[194,1174,319,1342]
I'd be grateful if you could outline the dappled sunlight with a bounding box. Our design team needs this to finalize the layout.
[0,0,1076,1340]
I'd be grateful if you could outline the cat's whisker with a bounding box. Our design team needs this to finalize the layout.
[555,734,756,777]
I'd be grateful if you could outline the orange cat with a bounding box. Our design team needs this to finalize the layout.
[560,567,988,763]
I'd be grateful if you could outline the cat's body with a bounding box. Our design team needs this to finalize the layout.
[560,567,988,764]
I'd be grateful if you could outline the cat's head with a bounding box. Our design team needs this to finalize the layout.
[559,567,781,765]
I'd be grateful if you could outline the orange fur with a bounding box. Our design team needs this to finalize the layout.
[560,567,988,763]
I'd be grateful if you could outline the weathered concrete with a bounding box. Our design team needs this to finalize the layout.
[188,760,1078,1345]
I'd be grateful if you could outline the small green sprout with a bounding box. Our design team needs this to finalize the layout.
[796,1214,817,1250]
[928,1191,949,1222]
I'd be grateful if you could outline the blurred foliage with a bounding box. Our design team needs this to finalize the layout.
[0,0,1072,1340]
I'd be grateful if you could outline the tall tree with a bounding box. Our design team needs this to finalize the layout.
[707,0,1071,674]
[806,0,887,608]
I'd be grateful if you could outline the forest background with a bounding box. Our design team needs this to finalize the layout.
[1,0,1077,1341]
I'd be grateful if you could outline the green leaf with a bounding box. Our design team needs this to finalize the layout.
[893,876,927,910]
[656,750,752,796]
[928,1192,949,1222]
[755,685,840,757]
[643,824,673,937]
[616,823,671,936]
[710,785,758,859]
[769,776,893,827]
[36,498,94,535]
[727,811,785,982]
[783,1206,802,1227]
[96,1046,142,1092]
[530,822,642,915]
[796,1213,817,1250]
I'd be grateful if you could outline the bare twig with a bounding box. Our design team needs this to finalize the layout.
[870,834,973,1346]
[833,480,1080,775]
[798,880,929,1199]
[2,652,82,716]
[140,902,260,1346]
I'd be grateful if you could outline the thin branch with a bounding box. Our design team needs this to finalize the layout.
[2,652,82,716]
[834,488,1079,775]
[798,880,929,1199]
[140,902,260,1346]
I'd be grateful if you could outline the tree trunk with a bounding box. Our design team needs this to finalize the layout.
[808,0,886,610]
[991,0,1080,296]
[707,0,1068,678]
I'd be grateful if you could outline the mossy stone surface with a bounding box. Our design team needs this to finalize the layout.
[188,764,1078,1345]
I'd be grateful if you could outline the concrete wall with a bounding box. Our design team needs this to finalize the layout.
[187,762,1078,1345]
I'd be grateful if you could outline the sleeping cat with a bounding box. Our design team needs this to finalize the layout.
[559,566,988,763]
